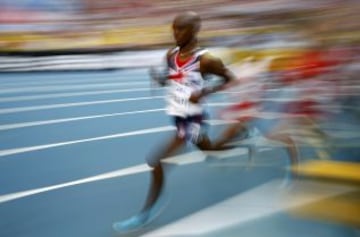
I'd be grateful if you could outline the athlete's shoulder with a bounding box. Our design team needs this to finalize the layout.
[200,51,225,71]
[166,47,179,59]
[193,47,208,56]
[199,50,235,82]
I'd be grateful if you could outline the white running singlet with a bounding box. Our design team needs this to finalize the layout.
[166,47,208,117]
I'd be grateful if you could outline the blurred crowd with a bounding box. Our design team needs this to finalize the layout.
[0,0,359,51]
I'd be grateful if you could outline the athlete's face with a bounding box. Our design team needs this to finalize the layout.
[172,18,198,47]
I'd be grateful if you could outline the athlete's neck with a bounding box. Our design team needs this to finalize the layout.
[179,39,198,57]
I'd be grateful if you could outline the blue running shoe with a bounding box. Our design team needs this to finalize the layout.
[113,211,150,233]
[113,192,169,233]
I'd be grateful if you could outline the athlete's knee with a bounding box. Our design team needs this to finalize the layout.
[146,152,165,168]
[146,156,160,168]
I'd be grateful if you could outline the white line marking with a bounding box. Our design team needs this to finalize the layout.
[162,147,250,165]
[0,87,310,103]
[205,147,250,159]
[0,111,237,133]
[0,96,164,114]
[0,164,151,204]
[0,81,150,94]
[0,119,239,156]
[0,108,166,131]
[163,151,207,165]
[0,147,251,204]
[0,126,175,157]
[0,78,149,88]
[0,87,164,102]
[140,179,357,237]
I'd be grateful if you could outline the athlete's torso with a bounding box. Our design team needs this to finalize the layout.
[166,47,208,117]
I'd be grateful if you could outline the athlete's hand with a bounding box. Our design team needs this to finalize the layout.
[149,66,167,86]
[189,91,202,103]
[149,67,159,82]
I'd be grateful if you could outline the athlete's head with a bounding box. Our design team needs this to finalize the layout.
[172,11,201,47]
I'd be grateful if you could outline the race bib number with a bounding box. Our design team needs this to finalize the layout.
[169,83,192,107]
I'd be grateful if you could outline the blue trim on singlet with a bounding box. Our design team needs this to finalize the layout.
[167,47,207,72]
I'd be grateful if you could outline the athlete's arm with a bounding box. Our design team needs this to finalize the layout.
[149,49,173,86]
[190,53,235,102]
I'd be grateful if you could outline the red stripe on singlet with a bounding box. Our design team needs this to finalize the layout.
[169,72,184,82]
[176,53,195,68]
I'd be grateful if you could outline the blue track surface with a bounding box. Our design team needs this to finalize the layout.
[0,69,359,237]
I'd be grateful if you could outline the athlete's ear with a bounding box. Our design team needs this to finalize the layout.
[193,21,201,34]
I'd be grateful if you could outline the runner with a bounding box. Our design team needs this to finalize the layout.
[113,11,236,232]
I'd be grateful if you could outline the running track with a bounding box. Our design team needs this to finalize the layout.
[0,69,359,237]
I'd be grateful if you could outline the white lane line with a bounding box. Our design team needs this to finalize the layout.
[0,96,164,114]
[3,100,336,130]
[0,119,239,157]
[0,88,255,103]
[0,85,298,102]
[0,87,164,102]
[141,179,357,237]
[204,147,250,160]
[162,147,250,165]
[0,126,175,157]
[0,147,250,204]
[0,88,250,103]
[0,69,148,81]
[0,81,150,94]
[162,151,207,165]
[0,108,166,131]
[0,164,151,204]
[0,99,234,115]
[0,115,236,131]
[0,77,149,88]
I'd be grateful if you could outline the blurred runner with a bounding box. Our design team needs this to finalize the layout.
[113,11,236,232]
[276,47,342,160]
[212,45,342,171]
[212,56,299,173]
